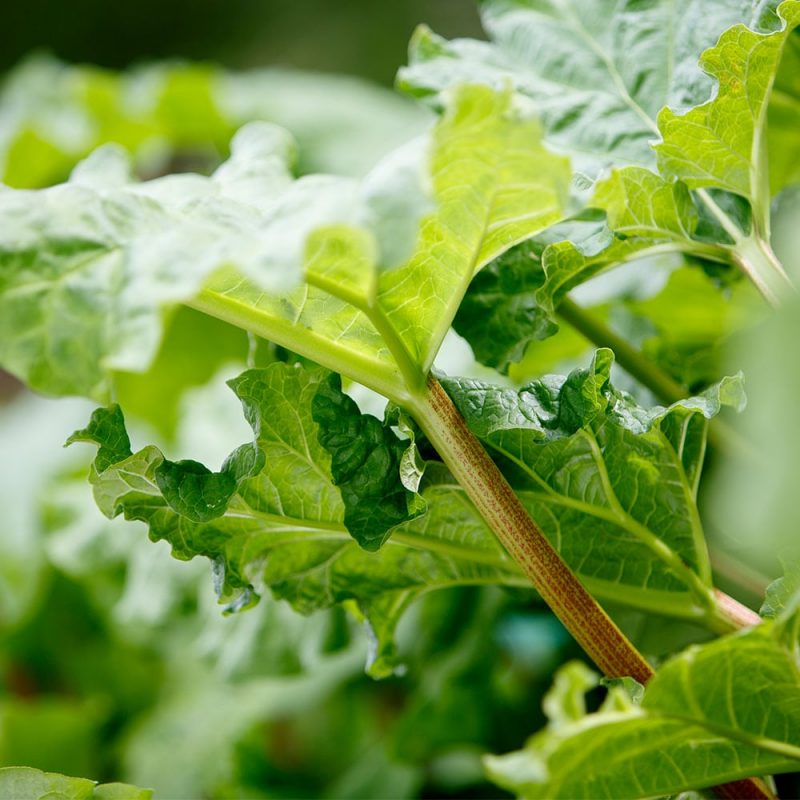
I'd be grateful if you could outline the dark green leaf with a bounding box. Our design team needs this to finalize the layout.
[312,372,425,551]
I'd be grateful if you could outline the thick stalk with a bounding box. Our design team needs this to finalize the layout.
[731,236,794,307]
[414,376,654,683]
[556,296,758,463]
[414,376,772,800]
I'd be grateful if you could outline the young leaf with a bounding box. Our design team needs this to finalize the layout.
[485,615,800,798]
[440,349,745,621]
[761,560,800,618]
[0,767,151,800]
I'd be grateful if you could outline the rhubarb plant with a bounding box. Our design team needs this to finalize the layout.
[1,1,799,797]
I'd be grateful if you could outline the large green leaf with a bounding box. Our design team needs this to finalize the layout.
[70,356,746,676]
[656,1,800,225]
[399,0,787,180]
[68,362,526,676]
[374,85,569,370]
[0,768,151,800]
[400,1,797,311]
[0,116,426,400]
[441,349,745,620]
[1,84,569,405]
[485,611,800,798]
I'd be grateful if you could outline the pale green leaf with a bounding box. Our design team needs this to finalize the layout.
[399,0,785,180]
[374,85,570,371]
[486,620,800,799]
[0,768,151,800]
[656,1,800,214]
[762,559,800,618]
[0,56,429,187]
[1,85,567,407]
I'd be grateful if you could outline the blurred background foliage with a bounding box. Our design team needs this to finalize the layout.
[1,2,799,798]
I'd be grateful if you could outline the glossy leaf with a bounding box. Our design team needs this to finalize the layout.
[312,372,426,551]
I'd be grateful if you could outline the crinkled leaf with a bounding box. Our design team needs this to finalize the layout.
[486,619,800,799]
[68,363,524,676]
[66,405,133,472]
[312,372,425,551]
[401,1,796,313]
[454,215,648,372]
[0,119,426,400]
[441,349,745,618]
[656,1,800,211]
[1,85,568,406]
[0,768,151,800]
[399,0,786,180]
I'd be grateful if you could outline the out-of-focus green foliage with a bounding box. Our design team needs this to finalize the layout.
[0,56,430,188]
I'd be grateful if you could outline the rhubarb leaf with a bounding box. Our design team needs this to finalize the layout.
[68,363,524,676]
[312,372,426,551]
[656,1,800,218]
[454,215,646,372]
[486,615,800,798]
[441,349,745,619]
[0,768,151,800]
[592,168,698,241]
[768,31,800,192]
[0,121,423,400]
[399,0,786,180]
[0,56,429,187]
[1,84,568,405]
